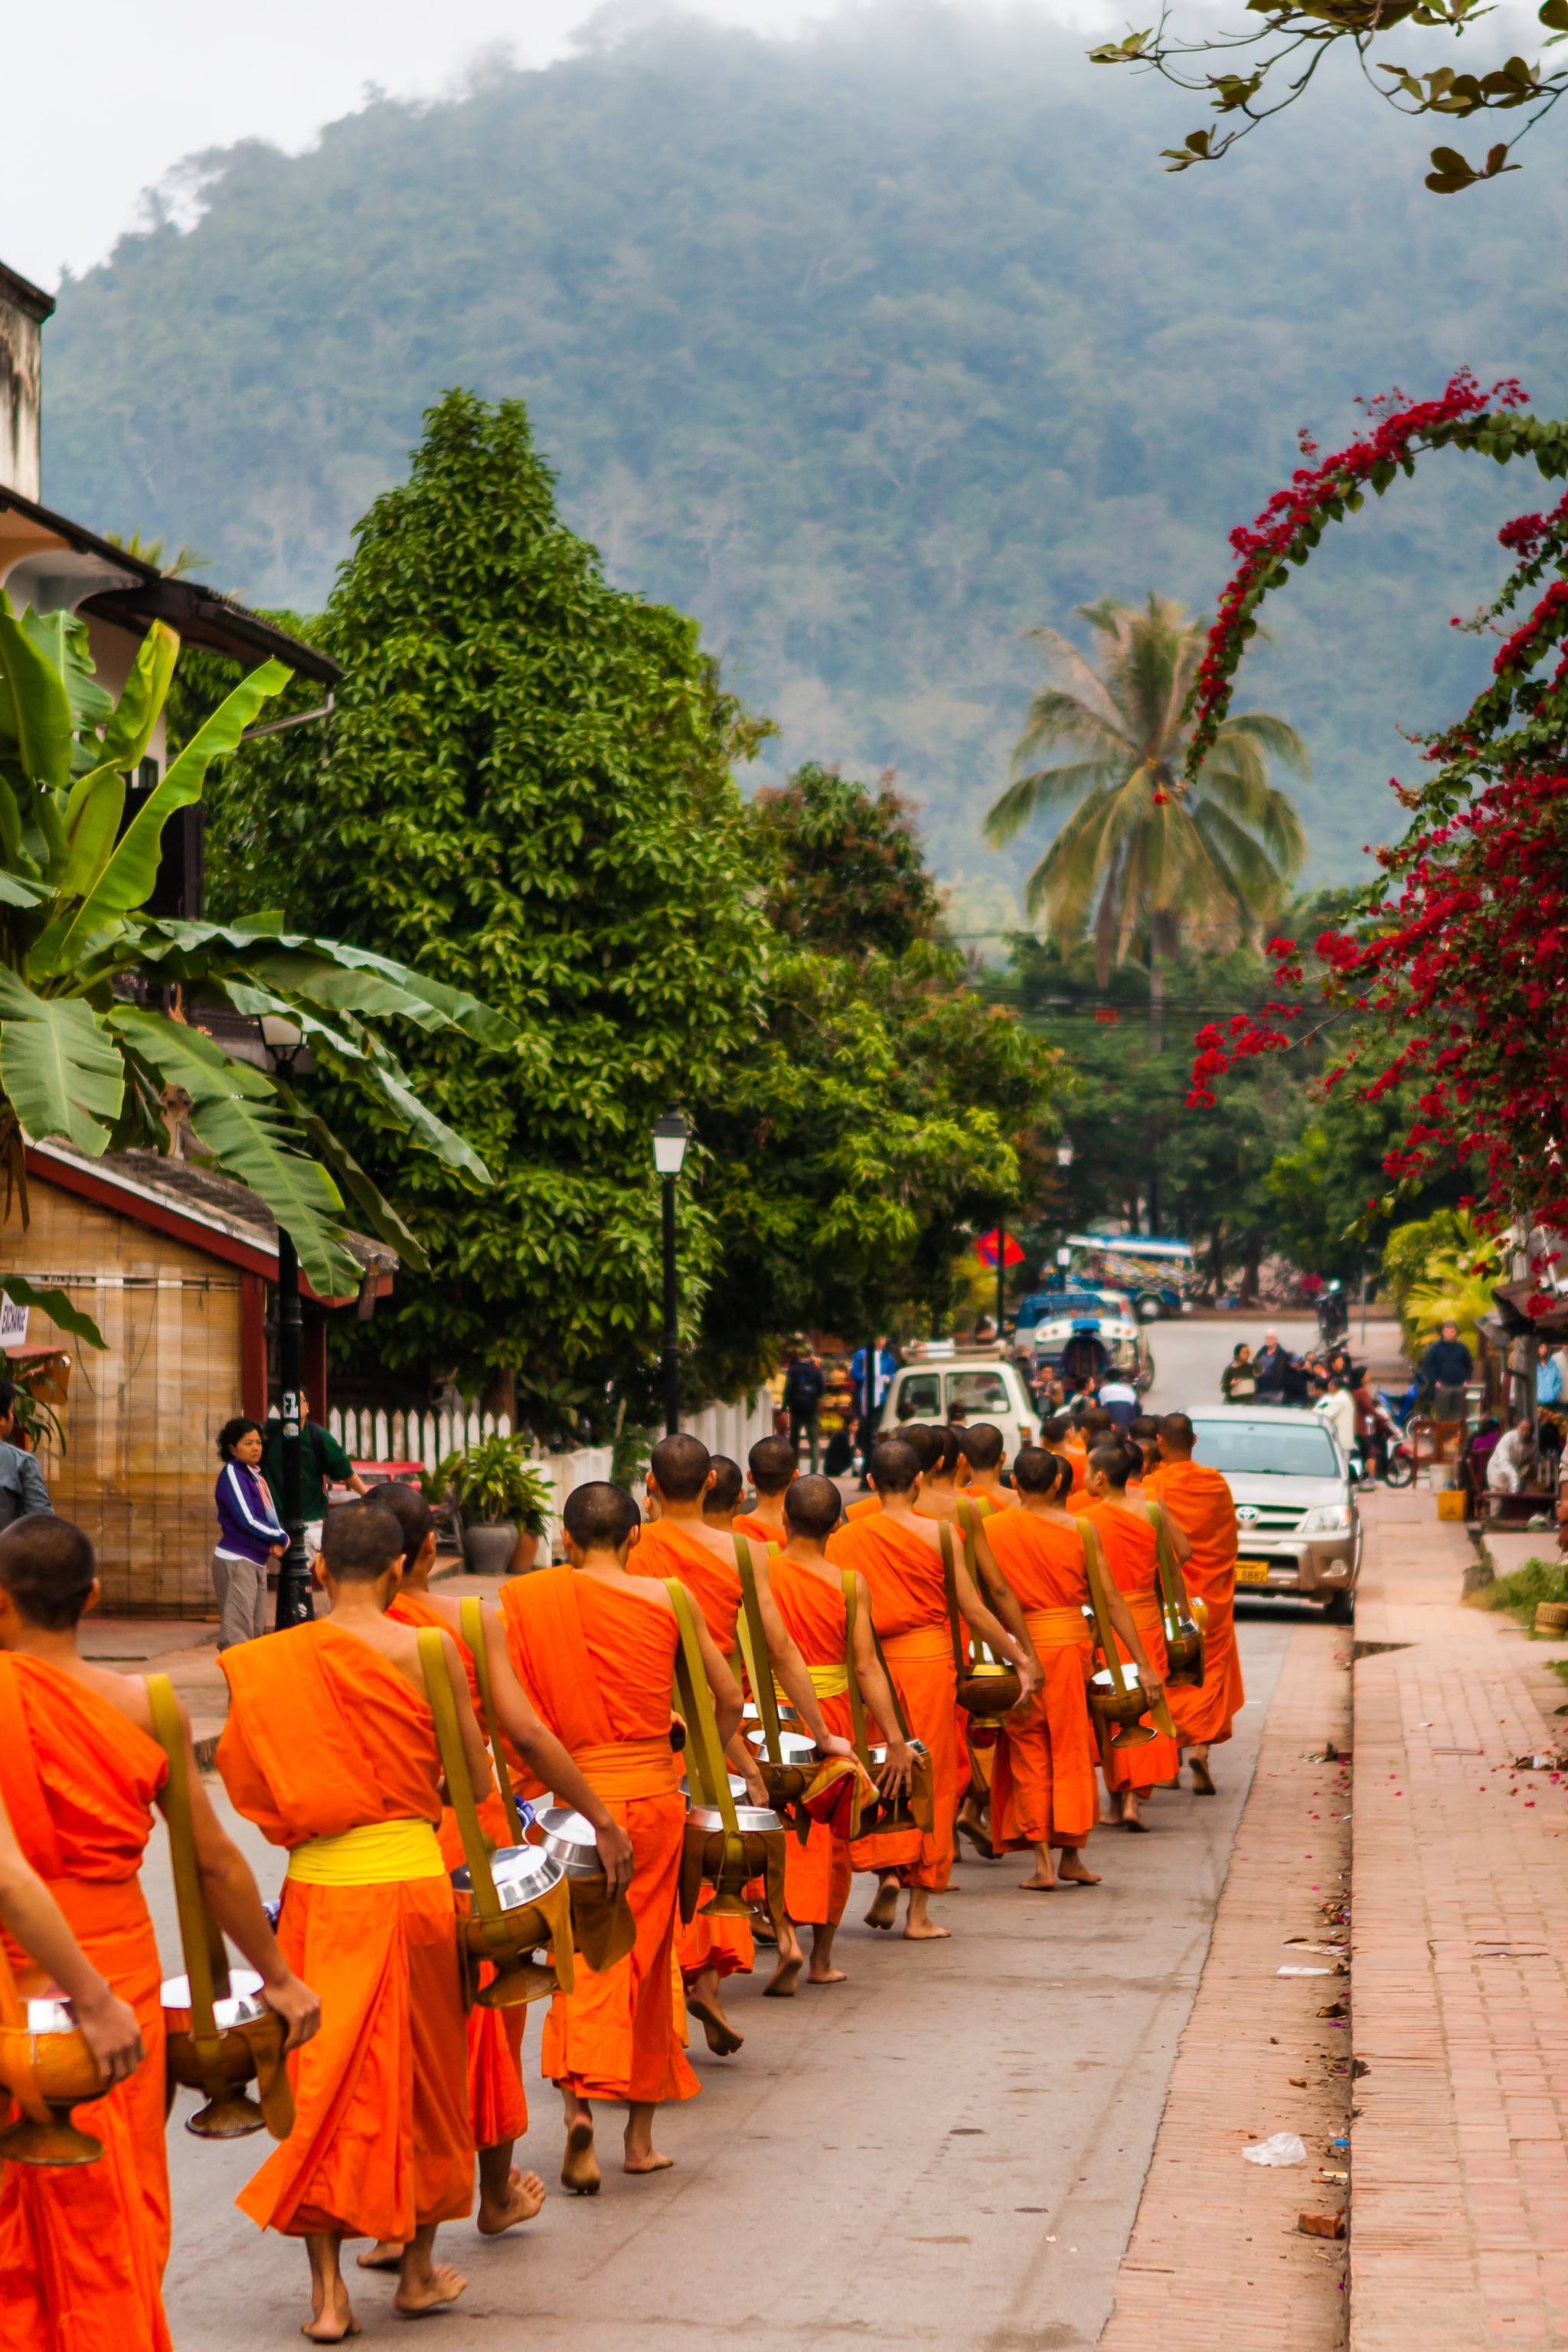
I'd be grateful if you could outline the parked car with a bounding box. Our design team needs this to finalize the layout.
[878,1344,1039,1458]
[1187,1406,1361,1620]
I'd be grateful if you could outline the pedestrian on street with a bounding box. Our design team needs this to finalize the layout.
[783,1344,827,1472]
[1420,1321,1473,1422]
[1253,1330,1292,1403]
[0,1379,51,1530]
[1220,1343,1256,1401]
[212,1416,286,1649]
[850,1337,897,1485]
[261,1390,367,1557]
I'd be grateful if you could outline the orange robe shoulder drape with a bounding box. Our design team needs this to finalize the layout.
[0,1656,170,2352]
[1075,1501,1179,1792]
[733,1511,783,1547]
[217,1619,472,2243]
[1145,1461,1246,1746]
[501,1568,697,2107]
[826,1512,958,1890]
[386,1592,527,2151]
[767,1557,855,1929]
[982,1511,1098,1850]
[631,1520,753,1984]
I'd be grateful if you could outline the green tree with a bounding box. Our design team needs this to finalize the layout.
[753,763,942,958]
[207,390,766,1432]
[0,600,498,1340]
[985,596,1307,1013]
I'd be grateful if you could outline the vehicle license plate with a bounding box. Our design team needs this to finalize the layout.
[1236,1557,1272,1583]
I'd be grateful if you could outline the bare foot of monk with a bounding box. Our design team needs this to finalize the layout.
[624,2102,675,2176]
[1056,1850,1102,1885]
[562,2114,602,2196]
[766,1949,804,1997]
[304,2235,361,2343]
[864,1874,900,1930]
[393,2265,466,2318]
[1102,1791,1127,1826]
[955,1805,995,1860]
[686,1972,744,2054]
[1189,1750,1217,1795]
[477,2166,546,2236]
[903,1890,951,1941]
[1121,1794,1148,1832]
[806,1925,847,1984]
[354,2241,403,2273]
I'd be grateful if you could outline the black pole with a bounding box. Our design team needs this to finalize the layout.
[273,1228,313,1630]
[996,1221,1006,1336]
[662,1172,679,1438]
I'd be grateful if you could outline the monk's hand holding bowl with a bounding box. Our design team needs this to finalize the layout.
[260,1968,322,2054]
[1138,1669,1165,1704]
[74,1982,146,2087]
[817,1732,856,1764]
[593,1817,635,1900]
[740,1756,771,1808]
[877,1738,916,1799]
[1014,1648,1044,1704]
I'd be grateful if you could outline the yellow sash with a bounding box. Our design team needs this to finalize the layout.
[773,1661,849,1706]
[286,1818,445,1886]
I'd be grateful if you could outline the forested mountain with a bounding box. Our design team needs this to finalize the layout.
[44,3,1568,913]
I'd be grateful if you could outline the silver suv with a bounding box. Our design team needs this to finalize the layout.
[1187,1406,1361,1622]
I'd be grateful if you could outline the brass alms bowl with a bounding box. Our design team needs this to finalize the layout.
[162,1968,292,2141]
[0,1996,107,2166]
[956,1661,1022,1719]
[1089,1668,1157,1749]
[451,1845,570,2007]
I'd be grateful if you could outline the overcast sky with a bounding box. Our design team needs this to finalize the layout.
[5,1,1070,290]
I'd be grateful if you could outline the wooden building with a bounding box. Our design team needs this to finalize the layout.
[9,1144,394,1616]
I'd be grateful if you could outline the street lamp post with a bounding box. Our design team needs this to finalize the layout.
[652,1112,690,1439]
[1054,1135,1075,1282]
[260,1015,313,1632]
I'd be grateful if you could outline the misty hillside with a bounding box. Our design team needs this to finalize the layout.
[43,4,1568,914]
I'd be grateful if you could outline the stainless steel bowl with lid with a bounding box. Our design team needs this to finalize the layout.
[452,1843,563,1911]
[161,1968,270,2029]
[24,1995,79,2034]
[679,1771,750,1804]
[685,1802,782,1835]
[536,1807,607,1880]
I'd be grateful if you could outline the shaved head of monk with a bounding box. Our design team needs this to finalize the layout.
[321,1496,407,1584]
[1158,1413,1197,1456]
[374,1479,436,1567]
[1083,1410,1115,1440]
[0,1512,96,1630]
[649,1432,712,1503]
[959,1423,1004,1471]
[870,1438,921,1495]
[783,1475,843,1544]
[747,1436,797,1496]
[1011,1446,1072,1499]
[1087,1438,1141,1487]
[1037,1415,1070,1446]
[704,1455,744,1516]
[564,1479,641,1555]
[897,1423,945,1475]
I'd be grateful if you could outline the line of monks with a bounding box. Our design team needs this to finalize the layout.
[0,1405,1243,2348]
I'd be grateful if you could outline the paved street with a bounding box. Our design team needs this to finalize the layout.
[1142,1312,1403,1415]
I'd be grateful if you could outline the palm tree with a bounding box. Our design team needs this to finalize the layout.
[985,594,1308,1007]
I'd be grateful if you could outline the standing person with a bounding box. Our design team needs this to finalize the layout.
[501,1483,741,2193]
[1098,1372,1139,1431]
[212,1416,286,1651]
[1060,1321,1109,1398]
[0,1379,51,1527]
[850,1338,897,1486]
[364,1481,632,2265]
[1220,1343,1257,1401]
[985,1449,1161,1887]
[1145,1413,1245,1795]
[1253,1331,1292,1403]
[1317,1377,1358,1462]
[1354,1374,1392,1481]
[826,1439,1039,1939]
[820,1364,858,1477]
[733,1436,796,1547]
[0,1515,318,2352]
[219,1499,482,2341]
[763,1475,914,1994]
[783,1345,827,1472]
[1076,1440,1190,1831]
[262,1391,367,1557]
[1420,1321,1473,1423]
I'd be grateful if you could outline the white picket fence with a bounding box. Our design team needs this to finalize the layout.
[326,1391,773,1559]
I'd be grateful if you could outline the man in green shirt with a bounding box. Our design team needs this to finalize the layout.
[261,1392,368,1551]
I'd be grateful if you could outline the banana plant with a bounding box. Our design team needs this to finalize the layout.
[0,597,506,1345]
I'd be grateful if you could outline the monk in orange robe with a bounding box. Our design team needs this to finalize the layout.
[0,1515,317,2352]
[981,1449,1161,1887]
[634,1434,855,2055]
[0,1788,143,2084]
[765,1475,914,1991]
[956,1421,1012,1513]
[826,1437,1039,1938]
[358,1482,633,2266]
[220,1498,488,2342]
[1048,1414,1089,1493]
[731,1434,796,1546]
[501,1480,743,2192]
[1073,1438,1192,1831]
[1145,1411,1246,1792]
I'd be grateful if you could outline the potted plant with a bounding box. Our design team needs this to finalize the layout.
[451,1435,552,1576]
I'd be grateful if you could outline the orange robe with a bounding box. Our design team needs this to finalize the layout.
[1145,1461,1246,1746]
[217,1621,472,2242]
[1060,1442,1089,1493]
[982,1512,1097,1849]
[827,1512,958,1891]
[1075,1500,1179,1792]
[766,1557,855,1929]
[387,1592,527,2151]
[733,1511,785,1547]
[845,1494,881,1522]
[501,1568,697,2106]
[0,1657,170,2352]
[632,1520,753,1984]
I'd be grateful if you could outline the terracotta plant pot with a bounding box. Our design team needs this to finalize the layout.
[463,1521,520,1576]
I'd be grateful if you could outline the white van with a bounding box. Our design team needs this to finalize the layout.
[877,1344,1038,1459]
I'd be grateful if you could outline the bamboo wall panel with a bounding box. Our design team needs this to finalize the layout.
[11,1181,241,1615]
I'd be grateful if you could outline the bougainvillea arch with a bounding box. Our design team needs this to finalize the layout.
[1186,373,1568,1292]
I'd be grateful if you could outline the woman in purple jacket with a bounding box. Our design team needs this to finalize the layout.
[213,1416,286,1650]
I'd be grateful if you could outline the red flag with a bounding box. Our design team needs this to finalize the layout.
[975,1229,1026,1270]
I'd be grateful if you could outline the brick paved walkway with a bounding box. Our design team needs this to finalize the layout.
[1101,1615,1354,2350]
[1351,1490,1568,2351]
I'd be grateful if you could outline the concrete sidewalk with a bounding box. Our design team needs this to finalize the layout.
[1351,1490,1568,2350]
